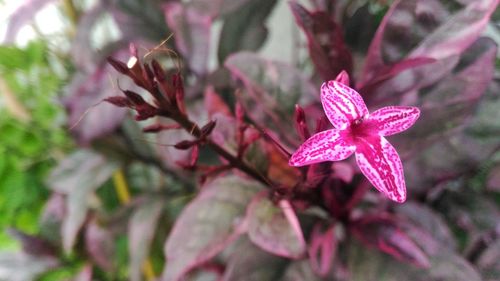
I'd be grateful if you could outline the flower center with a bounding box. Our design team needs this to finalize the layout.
[350,116,374,139]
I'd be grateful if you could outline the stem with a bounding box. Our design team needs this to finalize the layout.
[62,0,79,25]
[166,110,272,187]
[112,170,156,281]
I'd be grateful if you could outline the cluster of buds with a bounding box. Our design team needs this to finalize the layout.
[105,44,186,123]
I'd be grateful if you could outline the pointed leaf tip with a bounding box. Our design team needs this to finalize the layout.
[355,137,406,203]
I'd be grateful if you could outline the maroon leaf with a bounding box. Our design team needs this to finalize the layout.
[163,175,263,281]
[351,214,430,268]
[129,198,164,281]
[164,3,211,76]
[6,229,58,258]
[104,96,132,108]
[290,2,353,81]
[246,193,306,259]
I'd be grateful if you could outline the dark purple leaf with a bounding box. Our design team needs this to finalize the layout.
[47,150,117,252]
[107,0,168,41]
[164,3,211,76]
[246,193,306,259]
[225,52,316,143]
[163,175,263,281]
[399,38,497,153]
[104,96,133,108]
[360,0,497,106]
[188,0,254,18]
[85,217,115,270]
[348,240,482,281]
[290,2,353,81]
[222,237,287,281]
[410,0,499,60]
[129,198,164,281]
[217,0,278,63]
[351,214,430,268]
[395,202,456,254]
[6,229,58,258]
[3,0,55,43]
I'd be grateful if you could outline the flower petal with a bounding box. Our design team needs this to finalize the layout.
[321,81,369,129]
[289,129,355,166]
[368,106,420,136]
[355,137,406,203]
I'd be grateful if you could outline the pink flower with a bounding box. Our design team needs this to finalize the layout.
[289,71,420,203]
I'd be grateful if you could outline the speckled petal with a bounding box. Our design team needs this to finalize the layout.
[289,129,355,167]
[321,81,369,130]
[355,137,406,203]
[369,106,420,136]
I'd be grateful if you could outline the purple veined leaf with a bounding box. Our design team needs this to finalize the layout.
[289,2,353,81]
[222,237,287,281]
[308,224,336,277]
[400,37,497,153]
[129,198,164,281]
[224,52,316,142]
[351,214,430,268]
[187,0,254,18]
[217,0,277,63]
[348,239,482,281]
[288,129,356,166]
[73,264,93,281]
[355,137,406,203]
[281,260,325,281]
[409,0,499,60]
[164,2,211,76]
[357,57,436,92]
[320,81,369,129]
[246,192,306,259]
[2,0,56,43]
[0,252,59,281]
[85,217,115,271]
[359,0,401,85]
[46,150,117,253]
[107,0,168,41]
[368,106,420,137]
[163,175,263,281]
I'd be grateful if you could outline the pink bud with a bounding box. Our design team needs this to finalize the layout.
[334,70,350,86]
